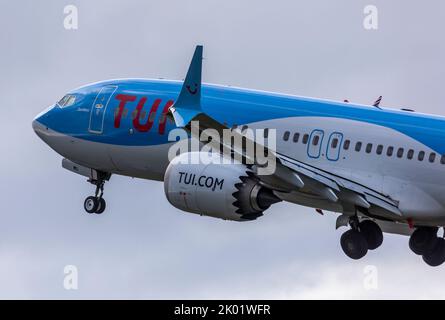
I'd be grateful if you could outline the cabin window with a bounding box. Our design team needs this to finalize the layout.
[343,140,350,150]
[293,133,300,143]
[312,135,320,146]
[376,145,383,155]
[355,142,362,152]
[241,125,248,132]
[418,151,425,161]
[429,153,436,163]
[365,143,373,153]
[387,146,394,156]
[397,148,404,158]
[407,149,414,160]
[331,138,339,149]
[58,94,76,108]
[441,155,445,164]
[283,131,290,141]
[302,134,309,144]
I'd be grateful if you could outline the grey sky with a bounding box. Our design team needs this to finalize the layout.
[1,0,445,299]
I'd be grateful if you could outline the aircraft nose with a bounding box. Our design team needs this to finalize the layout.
[32,115,47,141]
[32,117,40,132]
[32,105,54,140]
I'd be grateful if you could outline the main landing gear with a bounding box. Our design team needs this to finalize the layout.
[83,172,110,215]
[409,227,445,267]
[340,216,383,260]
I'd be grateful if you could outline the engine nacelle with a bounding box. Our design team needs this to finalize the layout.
[164,152,281,221]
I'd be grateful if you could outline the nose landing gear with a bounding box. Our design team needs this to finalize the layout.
[83,172,110,214]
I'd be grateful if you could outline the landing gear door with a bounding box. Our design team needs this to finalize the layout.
[307,129,324,159]
[89,85,118,134]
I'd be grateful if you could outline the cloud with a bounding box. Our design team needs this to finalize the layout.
[1,0,445,299]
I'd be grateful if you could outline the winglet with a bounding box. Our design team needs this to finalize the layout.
[169,45,203,127]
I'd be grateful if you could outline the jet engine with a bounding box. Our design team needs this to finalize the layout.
[163,152,281,221]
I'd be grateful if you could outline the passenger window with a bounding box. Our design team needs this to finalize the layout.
[302,134,309,144]
[343,140,350,150]
[355,142,362,152]
[241,125,248,132]
[397,148,404,158]
[331,138,339,149]
[429,153,436,163]
[418,151,425,161]
[441,155,445,164]
[293,133,300,143]
[283,131,290,141]
[313,135,320,146]
[407,149,414,160]
[365,143,372,153]
[376,145,383,155]
[387,146,394,156]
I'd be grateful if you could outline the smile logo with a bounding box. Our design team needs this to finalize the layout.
[186,83,198,95]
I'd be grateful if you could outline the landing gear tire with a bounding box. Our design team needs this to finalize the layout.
[84,172,110,215]
[409,227,438,255]
[422,238,445,267]
[95,198,106,214]
[84,196,99,214]
[359,220,383,250]
[340,229,368,260]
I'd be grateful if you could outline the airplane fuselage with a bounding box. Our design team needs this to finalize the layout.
[33,78,445,224]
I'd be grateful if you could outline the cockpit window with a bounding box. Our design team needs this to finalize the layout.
[57,95,76,107]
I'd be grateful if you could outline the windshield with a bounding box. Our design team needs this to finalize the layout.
[57,94,76,107]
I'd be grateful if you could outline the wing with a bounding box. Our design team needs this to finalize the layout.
[168,45,403,221]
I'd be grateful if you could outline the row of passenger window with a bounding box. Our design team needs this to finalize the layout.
[345,140,445,163]
[283,131,309,144]
[282,130,445,164]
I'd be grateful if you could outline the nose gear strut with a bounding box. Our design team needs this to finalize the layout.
[83,171,110,214]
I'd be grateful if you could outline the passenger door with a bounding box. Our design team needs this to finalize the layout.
[89,85,118,134]
[326,132,344,161]
[307,129,324,158]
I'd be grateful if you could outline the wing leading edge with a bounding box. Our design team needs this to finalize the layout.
[168,45,403,221]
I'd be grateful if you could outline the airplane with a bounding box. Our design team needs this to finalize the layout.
[33,45,445,267]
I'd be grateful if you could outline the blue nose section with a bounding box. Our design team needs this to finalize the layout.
[32,104,55,141]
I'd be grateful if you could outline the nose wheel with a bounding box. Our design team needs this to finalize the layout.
[83,176,107,214]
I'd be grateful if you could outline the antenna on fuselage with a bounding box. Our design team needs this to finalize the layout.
[372,95,382,109]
